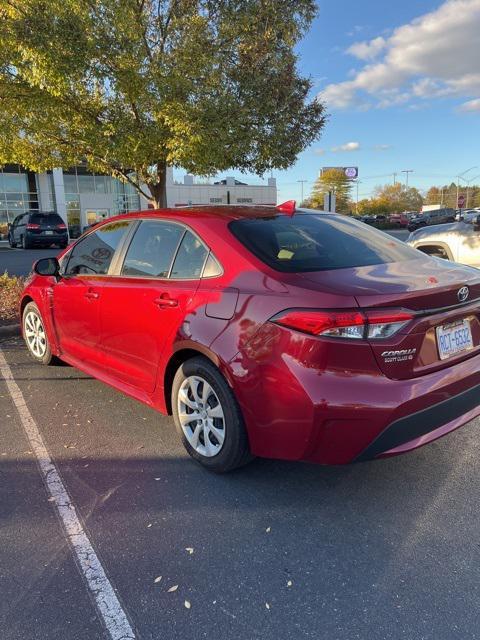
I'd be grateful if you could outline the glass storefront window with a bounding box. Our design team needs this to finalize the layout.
[2,173,29,193]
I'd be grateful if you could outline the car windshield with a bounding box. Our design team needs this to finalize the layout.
[229,212,422,273]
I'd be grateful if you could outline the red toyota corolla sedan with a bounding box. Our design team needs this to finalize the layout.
[20,204,480,471]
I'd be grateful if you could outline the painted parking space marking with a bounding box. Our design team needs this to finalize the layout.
[0,348,136,640]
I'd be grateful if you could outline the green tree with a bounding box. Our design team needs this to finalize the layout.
[372,183,423,213]
[425,186,442,205]
[309,169,353,213]
[0,0,325,207]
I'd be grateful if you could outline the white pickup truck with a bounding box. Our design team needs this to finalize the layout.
[407,216,480,269]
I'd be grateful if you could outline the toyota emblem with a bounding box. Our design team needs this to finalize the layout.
[457,286,469,303]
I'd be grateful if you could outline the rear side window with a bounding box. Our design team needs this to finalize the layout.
[170,231,208,279]
[229,213,422,273]
[65,221,131,275]
[29,213,64,225]
[121,220,183,277]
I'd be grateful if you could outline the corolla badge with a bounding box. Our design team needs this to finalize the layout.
[457,286,469,303]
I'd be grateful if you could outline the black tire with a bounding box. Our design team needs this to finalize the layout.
[9,234,17,248]
[22,302,54,365]
[21,235,31,250]
[172,356,252,473]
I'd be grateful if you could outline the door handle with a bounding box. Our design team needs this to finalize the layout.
[154,293,178,308]
[84,290,100,300]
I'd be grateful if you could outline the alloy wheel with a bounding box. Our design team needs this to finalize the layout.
[177,375,226,457]
[24,311,47,359]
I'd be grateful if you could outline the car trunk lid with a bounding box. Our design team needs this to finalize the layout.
[297,256,480,379]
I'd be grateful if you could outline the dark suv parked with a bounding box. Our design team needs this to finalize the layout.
[407,208,455,232]
[8,211,68,249]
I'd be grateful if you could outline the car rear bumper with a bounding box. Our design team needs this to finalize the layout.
[232,329,480,465]
[27,234,67,245]
[355,382,480,461]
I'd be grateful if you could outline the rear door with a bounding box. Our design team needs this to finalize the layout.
[52,220,132,365]
[98,219,209,393]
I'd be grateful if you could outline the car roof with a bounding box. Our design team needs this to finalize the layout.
[92,205,337,226]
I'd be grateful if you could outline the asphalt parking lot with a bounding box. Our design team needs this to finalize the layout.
[0,243,63,277]
[1,334,480,640]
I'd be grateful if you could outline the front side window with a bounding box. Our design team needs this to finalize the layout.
[65,220,131,275]
[170,231,208,279]
[121,220,184,278]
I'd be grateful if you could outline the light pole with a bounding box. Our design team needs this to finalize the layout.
[401,170,414,188]
[354,180,362,215]
[297,180,308,205]
[464,174,480,209]
[456,166,477,209]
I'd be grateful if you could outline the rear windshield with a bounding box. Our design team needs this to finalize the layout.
[229,213,421,273]
[29,213,64,225]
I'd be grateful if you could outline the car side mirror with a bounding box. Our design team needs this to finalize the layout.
[34,257,60,277]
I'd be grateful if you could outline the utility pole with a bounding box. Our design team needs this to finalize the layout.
[401,170,414,188]
[354,180,362,215]
[456,166,477,209]
[392,172,397,186]
[465,174,480,209]
[297,180,308,205]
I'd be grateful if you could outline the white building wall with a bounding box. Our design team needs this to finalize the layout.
[166,182,277,207]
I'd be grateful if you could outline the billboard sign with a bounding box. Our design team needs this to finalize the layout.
[321,167,359,179]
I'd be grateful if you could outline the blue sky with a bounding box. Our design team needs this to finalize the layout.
[175,0,480,204]
[277,0,480,203]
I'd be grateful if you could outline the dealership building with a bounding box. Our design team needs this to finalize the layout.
[0,165,277,233]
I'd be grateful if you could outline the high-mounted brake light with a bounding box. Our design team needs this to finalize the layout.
[276,200,296,216]
[271,308,414,340]
[26,223,40,229]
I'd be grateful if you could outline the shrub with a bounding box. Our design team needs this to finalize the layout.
[0,272,24,323]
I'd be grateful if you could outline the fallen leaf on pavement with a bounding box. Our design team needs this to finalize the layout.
[185,548,194,554]
[265,603,270,610]
[154,576,162,584]
[266,527,271,533]
[168,585,178,593]
[184,600,191,609]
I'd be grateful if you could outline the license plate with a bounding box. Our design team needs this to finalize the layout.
[436,319,474,360]
[44,230,54,235]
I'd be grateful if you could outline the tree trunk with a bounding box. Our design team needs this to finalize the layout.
[148,162,168,208]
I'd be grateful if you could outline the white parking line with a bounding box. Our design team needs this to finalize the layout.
[0,349,136,640]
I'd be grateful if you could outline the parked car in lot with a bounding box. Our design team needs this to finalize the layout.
[407,216,480,268]
[20,205,480,471]
[455,209,480,223]
[360,214,387,225]
[8,211,68,249]
[389,211,416,227]
[408,208,456,232]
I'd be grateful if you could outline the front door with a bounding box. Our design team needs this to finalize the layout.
[52,220,132,365]
[98,220,208,393]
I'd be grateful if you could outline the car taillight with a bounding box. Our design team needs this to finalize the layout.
[56,223,67,229]
[26,223,41,229]
[271,309,414,340]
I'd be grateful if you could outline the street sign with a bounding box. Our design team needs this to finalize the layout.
[458,194,466,208]
[322,167,359,180]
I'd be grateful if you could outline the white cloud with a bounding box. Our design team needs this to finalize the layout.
[372,144,392,151]
[321,0,480,111]
[347,36,387,61]
[459,98,480,112]
[314,148,326,155]
[331,141,360,152]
